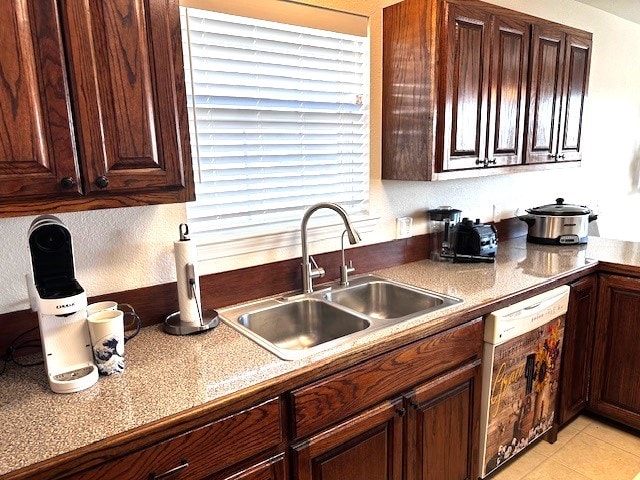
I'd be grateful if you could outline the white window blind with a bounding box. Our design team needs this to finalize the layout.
[180,6,370,246]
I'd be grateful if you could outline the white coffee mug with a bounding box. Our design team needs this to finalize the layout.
[86,301,119,317]
[87,309,140,375]
[87,301,141,335]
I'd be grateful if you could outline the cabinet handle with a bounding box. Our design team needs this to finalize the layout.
[557,153,565,159]
[60,177,75,189]
[476,158,497,168]
[548,153,558,160]
[95,176,109,188]
[149,460,189,480]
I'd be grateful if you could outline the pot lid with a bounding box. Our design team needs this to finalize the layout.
[526,198,592,216]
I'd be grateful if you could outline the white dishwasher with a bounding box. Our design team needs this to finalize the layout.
[479,285,570,478]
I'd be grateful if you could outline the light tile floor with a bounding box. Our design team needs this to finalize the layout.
[491,415,640,480]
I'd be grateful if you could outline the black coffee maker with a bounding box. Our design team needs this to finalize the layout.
[428,208,497,263]
[450,218,498,262]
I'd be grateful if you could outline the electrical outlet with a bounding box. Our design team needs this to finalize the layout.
[396,217,413,239]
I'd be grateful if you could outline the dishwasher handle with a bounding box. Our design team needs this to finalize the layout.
[484,285,570,344]
[517,288,567,316]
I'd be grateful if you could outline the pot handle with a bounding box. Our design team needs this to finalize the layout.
[518,214,536,227]
[589,213,598,222]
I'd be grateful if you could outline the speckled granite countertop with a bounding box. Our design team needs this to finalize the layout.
[1,236,638,476]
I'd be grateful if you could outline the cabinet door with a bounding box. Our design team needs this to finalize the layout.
[590,275,640,429]
[292,399,403,480]
[0,0,81,201]
[557,275,597,426]
[61,0,191,195]
[405,360,481,480]
[557,33,591,162]
[438,3,490,171]
[486,15,529,167]
[526,24,565,164]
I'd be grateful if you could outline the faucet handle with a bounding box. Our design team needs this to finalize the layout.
[309,255,325,280]
[340,261,355,286]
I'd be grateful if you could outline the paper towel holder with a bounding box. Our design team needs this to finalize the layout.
[164,309,219,335]
[164,224,220,335]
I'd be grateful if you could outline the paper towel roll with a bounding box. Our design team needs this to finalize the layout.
[174,237,202,326]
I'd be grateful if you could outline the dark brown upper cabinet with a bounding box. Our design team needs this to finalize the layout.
[437,3,529,172]
[527,26,591,164]
[0,0,194,218]
[0,1,81,202]
[382,0,592,181]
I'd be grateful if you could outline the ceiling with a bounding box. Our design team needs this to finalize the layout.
[574,0,640,25]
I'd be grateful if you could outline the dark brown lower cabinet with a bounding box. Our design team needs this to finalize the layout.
[590,274,640,429]
[405,360,481,480]
[62,398,285,480]
[292,398,403,480]
[556,274,597,427]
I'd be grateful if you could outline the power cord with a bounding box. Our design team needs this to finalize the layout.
[0,326,43,377]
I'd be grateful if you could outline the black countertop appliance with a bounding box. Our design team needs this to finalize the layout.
[449,218,498,262]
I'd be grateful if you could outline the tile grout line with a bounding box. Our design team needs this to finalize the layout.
[579,429,640,460]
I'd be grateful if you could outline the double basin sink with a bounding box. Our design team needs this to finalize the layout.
[219,275,462,360]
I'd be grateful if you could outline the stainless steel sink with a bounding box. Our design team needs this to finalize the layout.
[238,298,369,352]
[219,275,461,361]
[324,278,459,320]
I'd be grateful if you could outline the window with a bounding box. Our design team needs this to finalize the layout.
[180,3,371,257]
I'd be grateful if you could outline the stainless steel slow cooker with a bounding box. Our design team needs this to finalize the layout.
[518,198,597,245]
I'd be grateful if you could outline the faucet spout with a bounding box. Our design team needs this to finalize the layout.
[301,202,361,293]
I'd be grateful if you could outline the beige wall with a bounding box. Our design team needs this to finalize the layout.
[1,0,640,314]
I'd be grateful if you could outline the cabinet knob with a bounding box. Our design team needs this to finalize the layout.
[95,176,109,188]
[60,177,75,189]
[557,153,566,159]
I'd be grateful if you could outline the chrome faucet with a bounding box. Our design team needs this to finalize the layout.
[301,202,361,293]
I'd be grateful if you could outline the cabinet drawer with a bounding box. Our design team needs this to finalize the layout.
[72,397,283,480]
[290,318,483,439]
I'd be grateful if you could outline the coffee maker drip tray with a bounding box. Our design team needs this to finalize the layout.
[53,366,96,382]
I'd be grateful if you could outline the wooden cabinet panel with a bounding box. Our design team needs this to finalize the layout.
[67,398,284,480]
[405,360,481,480]
[439,3,490,171]
[61,0,190,194]
[0,0,80,199]
[526,24,564,164]
[557,275,597,426]
[292,399,403,480]
[558,33,591,162]
[381,0,436,181]
[438,3,529,172]
[216,454,286,480]
[488,16,529,166]
[590,275,640,429]
[526,25,591,164]
[290,318,483,439]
